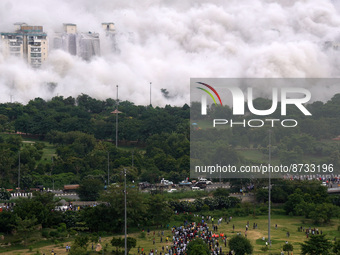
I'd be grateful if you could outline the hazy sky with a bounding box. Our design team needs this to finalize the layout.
[0,0,340,105]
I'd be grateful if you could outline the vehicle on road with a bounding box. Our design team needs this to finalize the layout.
[161,178,173,186]
[194,182,207,189]
[179,180,192,186]
[199,178,212,185]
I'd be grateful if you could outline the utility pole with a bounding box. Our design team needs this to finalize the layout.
[116,85,119,148]
[107,151,110,186]
[150,82,152,106]
[124,168,127,255]
[132,151,134,168]
[51,156,54,190]
[18,150,20,191]
[111,86,121,149]
[268,130,272,246]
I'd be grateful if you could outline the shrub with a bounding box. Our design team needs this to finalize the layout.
[49,231,59,238]
[41,230,49,238]
[261,246,269,252]
[57,223,67,232]
[228,235,253,255]
[68,229,77,236]
[139,232,146,239]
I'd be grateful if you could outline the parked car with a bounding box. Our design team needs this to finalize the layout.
[179,180,192,186]
[161,178,173,186]
[194,182,207,189]
[168,188,177,193]
[199,178,212,185]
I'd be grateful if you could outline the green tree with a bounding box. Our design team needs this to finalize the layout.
[228,235,253,255]
[0,188,10,200]
[186,238,210,255]
[111,237,136,255]
[126,237,137,254]
[74,235,89,249]
[0,211,17,234]
[333,240,340,255]
[14,192,60,228]
[147,194,172,226]
[300,234,332,255]
[283,243,294,255]
[16,216,38,245]
[77,178,104,201]
[213,188,230,197]
[100,185,147,232]
[308,203,340,224]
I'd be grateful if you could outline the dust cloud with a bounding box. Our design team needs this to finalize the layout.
[0,0,340,105]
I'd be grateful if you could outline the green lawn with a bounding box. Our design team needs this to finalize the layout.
[1,213,339,254]
[128,214,339,255]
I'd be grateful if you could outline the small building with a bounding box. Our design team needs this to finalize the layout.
[63,184,79,193]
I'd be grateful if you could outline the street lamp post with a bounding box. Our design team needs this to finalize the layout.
[111,85,122,148]
[116,85,119,148]
[107,151,110,187]
[124,168,127,255]
[268,130,272,246]
[18,150,20,191]
[150,82,152,106]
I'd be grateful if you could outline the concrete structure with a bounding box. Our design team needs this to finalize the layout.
[0,23,48,68]
[53,23,100,60]
[324,41,340,51]
[102,22,115,34]
[102,22,118,52]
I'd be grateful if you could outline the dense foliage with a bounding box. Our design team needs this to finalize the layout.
[228,235,253,255]
[300,234,333,255]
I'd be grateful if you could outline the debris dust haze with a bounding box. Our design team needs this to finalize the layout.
[1,0,340,105]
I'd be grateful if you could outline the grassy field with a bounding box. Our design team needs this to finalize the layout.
[126,214,339,255]
[2,214,339,255]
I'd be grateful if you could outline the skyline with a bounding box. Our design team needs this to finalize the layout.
[0,0,340,106]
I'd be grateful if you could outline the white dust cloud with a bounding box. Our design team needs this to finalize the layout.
[0,0,340,105]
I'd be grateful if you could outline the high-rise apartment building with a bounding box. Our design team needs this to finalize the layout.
[53,23,100,60]
[0,23,48,68]
[102,22,117,51]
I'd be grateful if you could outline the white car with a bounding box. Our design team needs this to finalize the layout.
[321,182,327,186]
[192,187,201,191]
[168,189,177,193]
[199,178,212,185]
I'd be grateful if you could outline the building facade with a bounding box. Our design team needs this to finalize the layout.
[53,23,100,60]
[102,22,118,51]
[0,23,48,68]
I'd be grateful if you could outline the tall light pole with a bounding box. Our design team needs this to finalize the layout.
[268,130,272,246]
[116,85,119,148]
[107,151,110,187]
[150,82,152,106]
[124,168,127,255]
[18,150,20,191]
[132,151,134,168]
